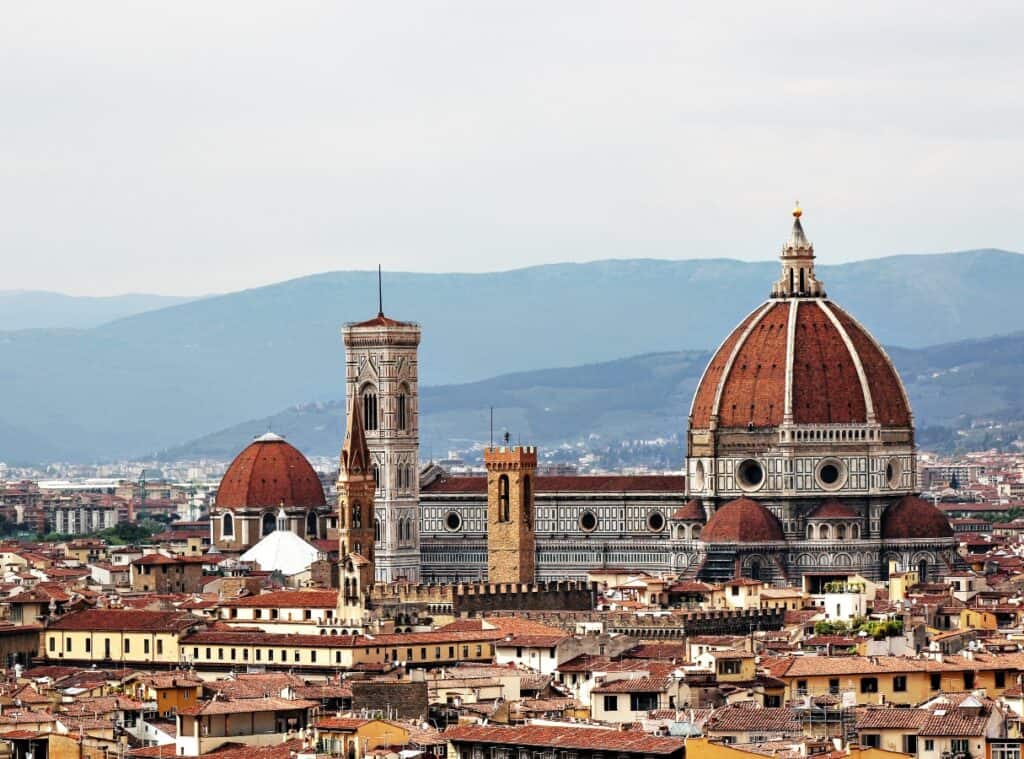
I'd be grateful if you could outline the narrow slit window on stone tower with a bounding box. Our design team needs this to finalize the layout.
[397,392,407,431]
[498,474,510,522]
[523,475,532,525]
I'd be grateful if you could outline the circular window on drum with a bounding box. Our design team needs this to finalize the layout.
[579,510,598,532]
[647,511,665,532]
[886,457,902,489]
[815,458,848,491]
[736,459,765,492]
[444,511,462,532]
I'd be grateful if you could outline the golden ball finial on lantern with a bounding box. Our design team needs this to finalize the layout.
[792,201,802,219]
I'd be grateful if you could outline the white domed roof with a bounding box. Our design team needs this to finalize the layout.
[239,530,323,577]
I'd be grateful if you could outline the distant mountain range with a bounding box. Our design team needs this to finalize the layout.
[0,291,195,331]
[165,329,1024,462]
[0,249,1022,463]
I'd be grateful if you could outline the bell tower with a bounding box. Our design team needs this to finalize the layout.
[342,277,422,583]
[485,443,537,584]
[337,395,376,612]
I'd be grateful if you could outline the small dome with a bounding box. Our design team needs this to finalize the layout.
[807,499,859,520]
[881,496,954,540]
[702,497,785,543]
[216,436,326,510]
[672,499,706,522]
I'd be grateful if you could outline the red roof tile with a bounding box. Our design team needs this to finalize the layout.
[702,497,784,543]
[48,609,200,633]
[443,724,685,755]
[882,496,954,540]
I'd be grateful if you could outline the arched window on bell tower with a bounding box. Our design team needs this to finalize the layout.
[397,387,408,431]
[351,500,362,528]
[362,386,379,432]
[498,475,510,522]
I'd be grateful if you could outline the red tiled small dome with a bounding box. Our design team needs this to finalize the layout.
[216,433,326,510]
[807,499,859,520]
[702,497,785,543]
[689,299,911,429]
[672,499,706,522]
[881,495,954,540]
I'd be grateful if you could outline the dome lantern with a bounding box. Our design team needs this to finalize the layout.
[771,203,826,299]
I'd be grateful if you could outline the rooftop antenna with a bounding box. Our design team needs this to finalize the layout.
[377,264,383,317]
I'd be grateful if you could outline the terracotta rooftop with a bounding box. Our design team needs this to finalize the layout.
[882,496,955,540]
[672,499,706,521]
[592,677,670,693]
[706,705,802,734]
[702,497,785,543]
[47,609,200,633]
[178,696,317,716]
[807,500,859,520]
[443,724,686,755]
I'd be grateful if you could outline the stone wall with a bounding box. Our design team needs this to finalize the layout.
[350,679,428,720]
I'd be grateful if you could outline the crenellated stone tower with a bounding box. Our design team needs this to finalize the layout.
[342,298,422,583]
[485,444,537,583]
[337,395,376,615]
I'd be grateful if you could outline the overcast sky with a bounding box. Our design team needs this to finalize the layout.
[2,2,1023,295]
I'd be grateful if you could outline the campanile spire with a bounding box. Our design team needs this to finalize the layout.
[771,202,826,299]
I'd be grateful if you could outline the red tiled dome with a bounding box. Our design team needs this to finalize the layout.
[702,497,785,543]
[807,499,859,520]
[216,433,326,510]
[690,299,911,429]
[881,495,954,540]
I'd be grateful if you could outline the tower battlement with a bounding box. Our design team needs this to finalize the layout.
[483,446,538,468]
[365,580,597,614]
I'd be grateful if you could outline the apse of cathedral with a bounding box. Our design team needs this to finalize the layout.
[211,206,957,588]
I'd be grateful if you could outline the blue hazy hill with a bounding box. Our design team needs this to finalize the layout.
[0,250,1021,462]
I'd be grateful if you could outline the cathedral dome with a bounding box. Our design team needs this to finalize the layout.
[881,495,954,540]
[216,432,326,510]
[702,497,785,543]
[689,211,911,431]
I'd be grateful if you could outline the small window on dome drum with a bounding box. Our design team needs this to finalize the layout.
[579,511,598,532]
[737,459,765,491]
[445,512,462,532]
[816,458,847,491]
[647,512,665,532]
